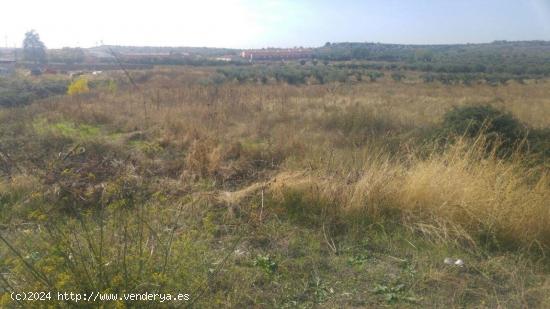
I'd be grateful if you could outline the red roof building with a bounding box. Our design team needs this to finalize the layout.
[240,48,313,61]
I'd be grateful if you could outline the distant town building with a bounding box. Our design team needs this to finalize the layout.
[87,49,115,59]
[0,59,16,76]
[169,51,190,57]
[215,56,233,62]
[119,52,171,60]
[240,48,313,61]
[43,67,58,74]
[30,67,43,76]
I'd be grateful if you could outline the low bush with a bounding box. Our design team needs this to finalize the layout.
[0,78,68,107]
[440,105,526,151]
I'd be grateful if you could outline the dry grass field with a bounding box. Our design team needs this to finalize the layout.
[1,67,549,307]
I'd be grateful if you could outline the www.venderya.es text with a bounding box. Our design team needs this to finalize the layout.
[10,291,190,303]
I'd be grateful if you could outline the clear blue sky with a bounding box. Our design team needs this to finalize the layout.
[246,0,550,47]
[2,0,550,48]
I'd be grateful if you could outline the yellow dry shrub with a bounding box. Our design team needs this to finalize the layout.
[184,138,227,178]
[67,77,89,96]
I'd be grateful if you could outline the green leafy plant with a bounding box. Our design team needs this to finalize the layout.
[253,254,278,275]
[347,253,368,266]
[373,283,420,304]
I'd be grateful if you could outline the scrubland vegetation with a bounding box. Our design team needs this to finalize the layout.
[0,66,549,308]
[317,41,550,76]
[0,77,68,107]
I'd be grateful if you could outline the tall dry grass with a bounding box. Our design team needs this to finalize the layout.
[263,136,549,252]
[1,67,550,307]
[21,68,550,252]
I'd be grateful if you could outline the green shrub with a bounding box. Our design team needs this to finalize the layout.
[442,105,524,142]
[0,78,68,107]
[526,128,550,160]
[391,72,405,82]
[366,71,384,82]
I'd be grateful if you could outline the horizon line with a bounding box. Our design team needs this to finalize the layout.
[2,39,550,51]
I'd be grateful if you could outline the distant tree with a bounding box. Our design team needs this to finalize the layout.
[414,49,433,63]
[422,73,435,83]
[367,71,384,82]
[23,30,47,64]
[391,72,405,82]
[300,60,306,66]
